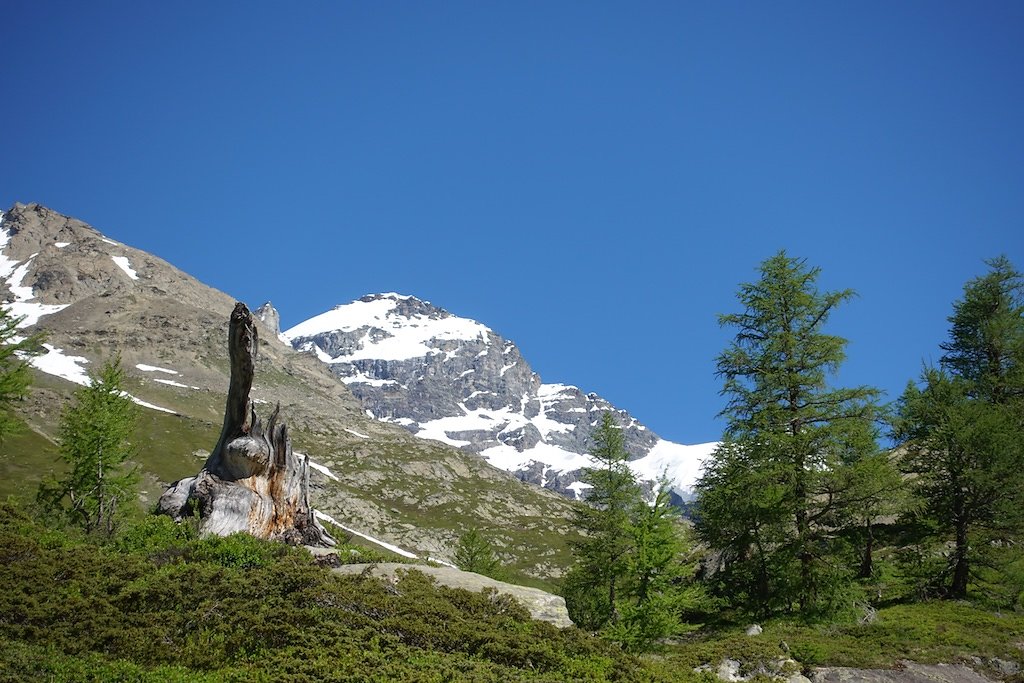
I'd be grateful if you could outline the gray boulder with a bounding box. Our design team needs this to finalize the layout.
[331,562,573,628]
[812,662,996,683]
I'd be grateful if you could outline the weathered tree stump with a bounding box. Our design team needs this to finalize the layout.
[158,303,334,546]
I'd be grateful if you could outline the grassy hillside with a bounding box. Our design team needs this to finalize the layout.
[6,366,580,586]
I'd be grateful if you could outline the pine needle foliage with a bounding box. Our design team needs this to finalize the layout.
[565,412,691,651]
[567,412,642,629]
[697,251,884,617]
[454,527,504,579]
[0,306,44,441]
[895,256,1024,600]
[38,356,140,537]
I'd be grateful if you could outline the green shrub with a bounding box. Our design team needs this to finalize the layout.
[188,532,287,569]
[0,502,665,681]
[114,513,196,555]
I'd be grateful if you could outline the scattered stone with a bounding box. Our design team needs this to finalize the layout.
[312,551,342,569]
[988,658,1019,676]
[746,623,763,636]
[775,657,800,673]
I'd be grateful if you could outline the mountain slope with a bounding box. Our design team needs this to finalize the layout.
[0,203,580,581]
[283,293,717,500]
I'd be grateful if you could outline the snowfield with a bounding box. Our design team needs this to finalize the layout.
[284,294,492,362]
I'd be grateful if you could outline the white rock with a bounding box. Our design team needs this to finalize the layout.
[717,658,742,682]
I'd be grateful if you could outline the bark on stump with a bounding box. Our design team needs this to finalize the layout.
[157,302,334,546]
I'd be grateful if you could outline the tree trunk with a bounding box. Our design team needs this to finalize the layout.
[858,517,874,579]
[794,465,813,611]
[157,303,334,547]
[949,514,970,598]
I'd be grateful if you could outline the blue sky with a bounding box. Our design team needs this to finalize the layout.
[2,2,1021,444]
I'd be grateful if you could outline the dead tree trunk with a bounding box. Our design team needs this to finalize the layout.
[158,302,335,547]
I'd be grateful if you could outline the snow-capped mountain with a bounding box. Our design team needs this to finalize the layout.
[281,293,717,499]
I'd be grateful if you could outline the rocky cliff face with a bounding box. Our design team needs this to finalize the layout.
[284,293,716,499]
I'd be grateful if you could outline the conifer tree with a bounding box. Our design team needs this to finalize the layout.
[454,528,503,579]
[895,257,1024,598]
[38,356,140,536]
[608,481,687,651]
[565,411,641,628]
[845,447,906,579]
[696,251,883,615]
[0,307,44,441]
[565,413,691,649]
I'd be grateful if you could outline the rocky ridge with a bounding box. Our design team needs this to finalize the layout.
[282,293,717,500]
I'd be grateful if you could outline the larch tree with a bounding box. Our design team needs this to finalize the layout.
[609,480,688,651]
[894,256,1024,599]
[564,412,691,650]
[564,411,641,629]
[696,251,883,616]
[454,527,503,579]
[0,307,44,441]
[38,356,140,536]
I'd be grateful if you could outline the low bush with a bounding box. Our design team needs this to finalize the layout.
[0,503,673,682]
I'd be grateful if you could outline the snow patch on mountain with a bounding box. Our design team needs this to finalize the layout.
[284,294,492,362]
[314,509,418,559]
[111,255,139,280]
[301,453,340,482]
[125,393,177,414]
[628,439,719,499]
[27,345,178,414]
[136,364,179,375]
[153,378,199,390]
[32,344,91,386]
[0,225,71,327]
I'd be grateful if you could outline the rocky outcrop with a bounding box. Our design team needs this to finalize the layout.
[255,301,284,340]
[811,662,997,683]
[157,303,334,546]
[330,562,573,628]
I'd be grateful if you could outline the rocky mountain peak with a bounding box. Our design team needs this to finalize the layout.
[255,301,286,341]
[357,292,448,319]
[285,294,716,500]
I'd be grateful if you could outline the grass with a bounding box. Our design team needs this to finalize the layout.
[658,601,1024,677]
[0,418,59,498]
